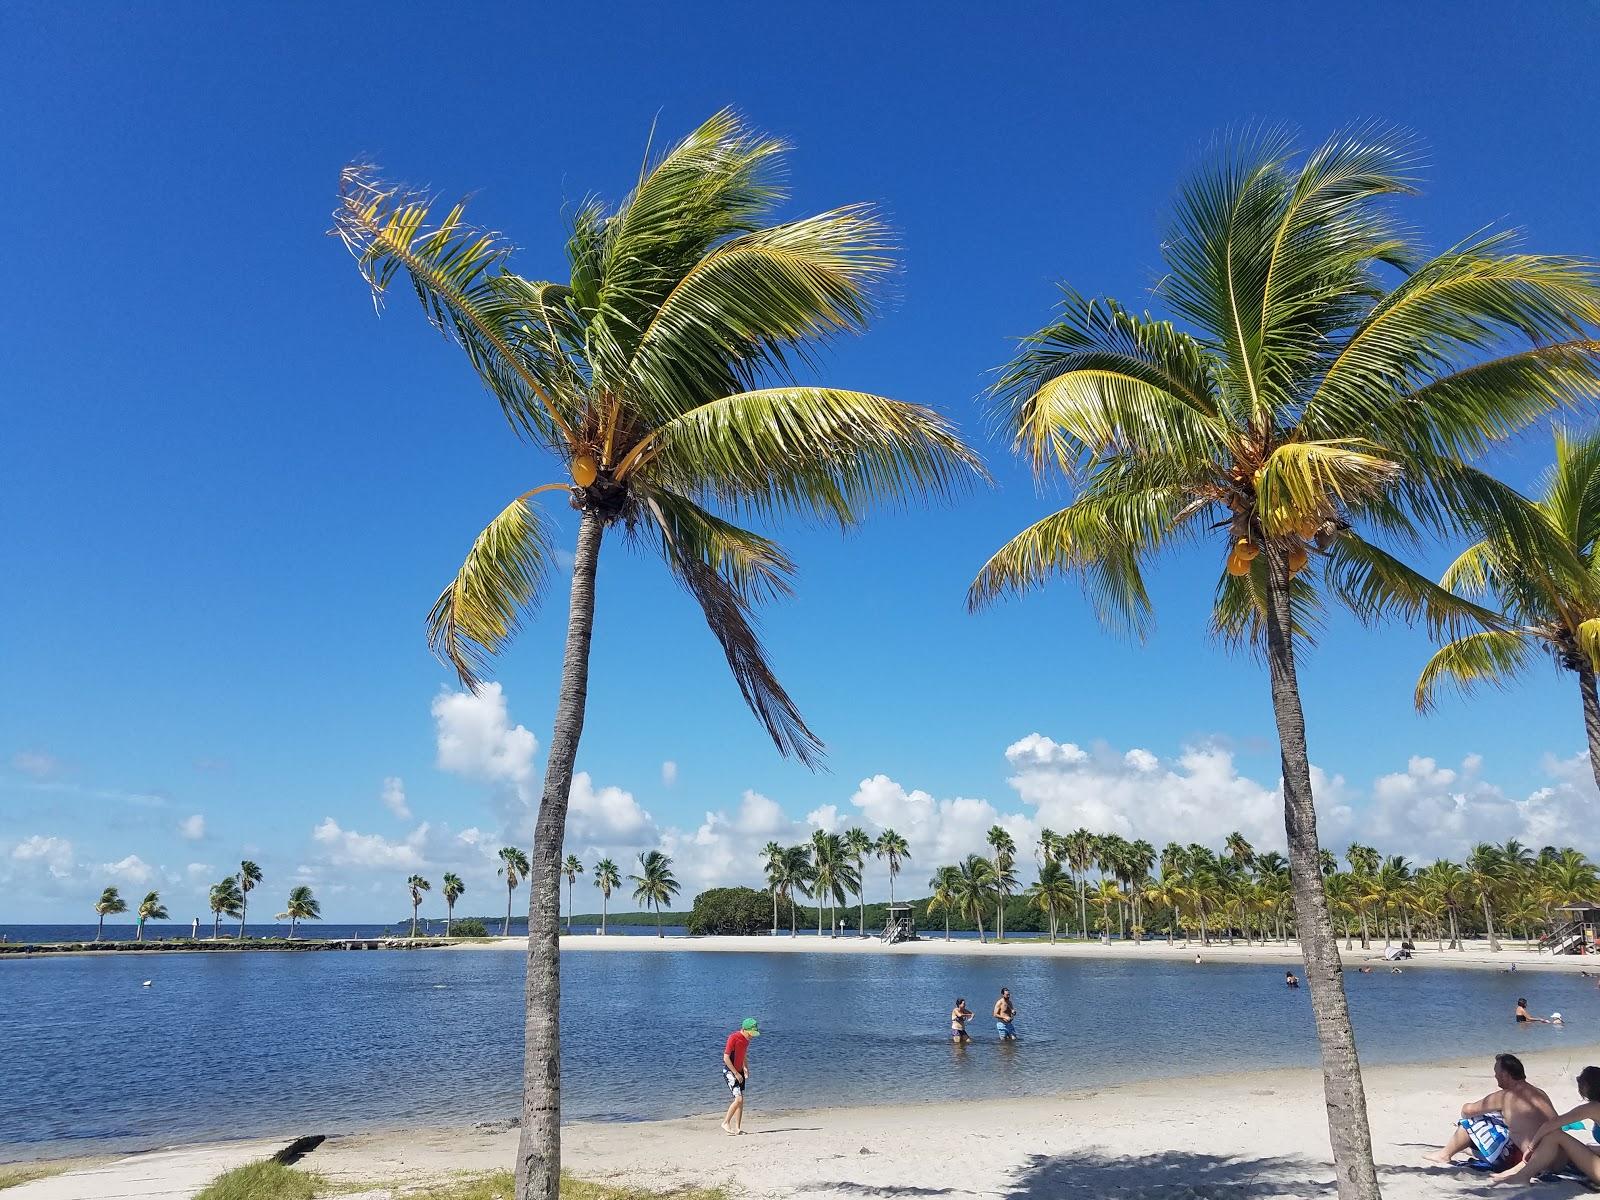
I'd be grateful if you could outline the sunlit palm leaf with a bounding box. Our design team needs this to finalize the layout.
[1212,556,1324,653]
[1414,631,1539,712]
[333,165,579,448]
[427,494,555,689]
[1323,533,1504,640]
[639,387,983,524]
[1254,440,1399,534]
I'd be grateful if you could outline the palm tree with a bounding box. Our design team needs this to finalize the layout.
[407,874,430,938]
[1127,839,1157,941]
[561,855,584,934]
[843,828,874,936]
[1026,860,1075,943]
[629,851,680,937]
[1224,832,1255,869]
[281,886,321,939]
[1417,429,1600,791]
[235,860,262,940]
[927,865,961,941]
[967,130,1600,1199]
[1090,878,1126,938]
[442,873,465,936]
[1465,844,1506,952]
[770,844,814,937]
[760,841,784,935]
[334,113,980,1200]
[952,854,998,943]
[135,890,167,942]
[810,831,859,936]
[94,886,127,942]
[1037,828,1061,868]
[1417,860,1469,950]
[875,830,911,907]
[592,858,621,935]
[207,878,242,939]
[986,825,1017,939]
[1063,830,1097,938]
[498,846,529,937]
[1345,844,1380,949]
[1143,866,1190,943]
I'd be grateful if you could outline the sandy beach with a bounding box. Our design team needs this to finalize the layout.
[254,1045,1600,1199]
[462,932,1600,975]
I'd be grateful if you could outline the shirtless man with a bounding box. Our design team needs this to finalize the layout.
[993,987,1017,1040]
[1423,1053,1557,1168]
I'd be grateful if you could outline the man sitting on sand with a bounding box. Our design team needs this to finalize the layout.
[1491,1064,1600,1184]
[1423,1053,1557,1169]
[720,1017,759,1135]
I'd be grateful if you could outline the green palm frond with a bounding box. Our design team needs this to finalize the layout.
[638,387,983,524]
[626,207,891,421]
[1415,630,1541,712]
[967,487,1188,633]
[333,165,580,448]
[1254,439,1399,534]
[1323,532,1505,640]
[656,508,823,768]
[427,492,556,689]
[1212,554,1325,652]
[640,489,795,603]
[993,293,1224,473]
[1307,242,1600,436]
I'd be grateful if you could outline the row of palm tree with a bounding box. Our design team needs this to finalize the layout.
[333,110,1600,1200]
[92,879,321,940]
[758,828,911,936]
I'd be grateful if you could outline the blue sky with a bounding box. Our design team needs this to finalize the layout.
[3,3,1597,923]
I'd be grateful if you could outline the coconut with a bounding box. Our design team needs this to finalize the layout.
[572,453,599,488]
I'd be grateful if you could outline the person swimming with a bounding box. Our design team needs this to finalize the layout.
[1517,998,1552,1025]
[1285,970,1300,989]
[950,997,973,1044]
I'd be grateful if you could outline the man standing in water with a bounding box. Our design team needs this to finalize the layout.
[994,987,1017,1040]
[721,1017,759,1134]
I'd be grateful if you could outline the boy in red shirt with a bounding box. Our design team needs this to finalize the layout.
[721,1017,760,1134]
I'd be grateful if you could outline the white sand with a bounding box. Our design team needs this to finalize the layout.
[461,932,1598,974]
[295,1047,1600,1199]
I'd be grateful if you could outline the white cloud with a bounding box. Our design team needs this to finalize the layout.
[179,813,206,841]
[661,760,678,787]
[98,854,155,886]
[381,776,411,820]
[312,817,430,869]
[185,862,214,882]
[433,684,537,795]
[567,773,655,847]
[11,750,60,778]
[12,835,73,878]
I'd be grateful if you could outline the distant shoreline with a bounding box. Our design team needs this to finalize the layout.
[7,930,1596,974]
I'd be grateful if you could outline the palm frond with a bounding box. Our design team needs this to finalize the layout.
[1577,617,1600,674]
[1438,540,1498,599]
[634,387,984,525]
[625,208,891,422]
[333,165,579,448]
[1545,424,1600,555]
[661,534,824,769]
[1254,439,1400,535]
[1307,241,1600,434]
[1414,630,1540,712]
[1323,532,1505,640]
[426,492,557,689]
[967,486,1190,630]
[992,293,1224,474]
[639,489,795,603]
[1211,554,1325,653]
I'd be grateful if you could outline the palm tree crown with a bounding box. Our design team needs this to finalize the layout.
[1418,428,1600,791]
[629,851,681,936]
[334,110,981,765]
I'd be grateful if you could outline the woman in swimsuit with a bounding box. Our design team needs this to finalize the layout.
[950,997,973,1043]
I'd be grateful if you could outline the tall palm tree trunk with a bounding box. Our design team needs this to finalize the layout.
[447,902,454,937]
[212,913,220,940]
[771,890,778,936]
[1265,563,1380,1200]
[505,884,514,937]
[656,901,663,937]
[515,512,603,1200]
[1481,897,1501,952]
[1449,908,1460,950]
[1577,663,1600,794]
[411,902,419,938]
[238,896,247,940]
[566,880,573,934]
[602,893,609,936]
[97,914,105,942]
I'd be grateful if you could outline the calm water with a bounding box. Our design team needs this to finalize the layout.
[2,947,1595,1158]
[0,923,689,942]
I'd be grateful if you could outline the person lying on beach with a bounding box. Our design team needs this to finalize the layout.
[1516,999,1552,1024]
[1423,1053,1556,1169]
[1491,1065,1600,1185]
[950,997,973,1044]
[993,988,1017,1040]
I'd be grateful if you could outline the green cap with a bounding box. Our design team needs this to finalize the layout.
[741,1017,760,1037]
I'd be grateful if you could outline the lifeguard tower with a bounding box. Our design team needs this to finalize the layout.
[1542,903,1600,954]
[881,903,917,944]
